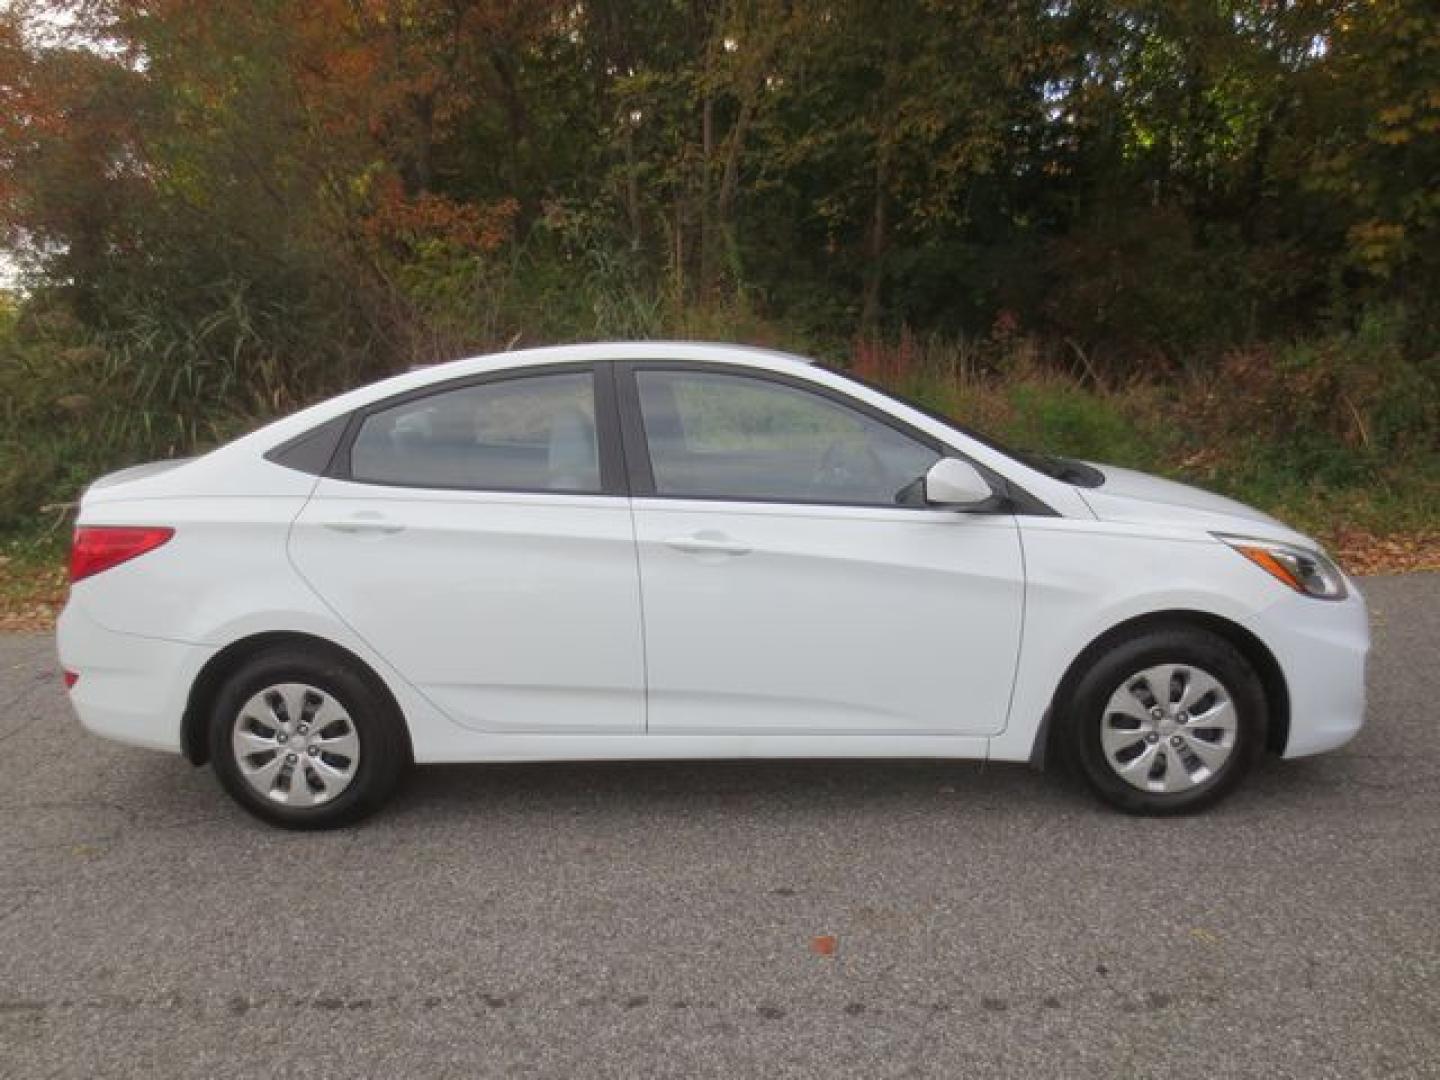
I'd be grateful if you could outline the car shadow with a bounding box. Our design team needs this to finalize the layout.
[98,739,1369,834]
[367,749,1362,828]
[392,756,1057,816]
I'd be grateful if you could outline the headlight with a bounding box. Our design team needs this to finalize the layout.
[1216,535,1348,600]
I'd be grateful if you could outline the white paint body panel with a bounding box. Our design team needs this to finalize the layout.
[55,341,1369,773]
[986,517,1369,762]
[289,481,646,734]
[632,499,1022,735]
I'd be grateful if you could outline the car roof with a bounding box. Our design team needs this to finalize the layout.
[174,338,1093,520]
[414,341,815,373]
[227,341,819,459]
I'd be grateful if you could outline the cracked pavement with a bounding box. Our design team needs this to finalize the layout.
[1,574,1438,1078]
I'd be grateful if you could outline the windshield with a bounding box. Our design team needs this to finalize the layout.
[821,366,1105,488]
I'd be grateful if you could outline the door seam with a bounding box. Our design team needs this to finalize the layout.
[626,497,652,734]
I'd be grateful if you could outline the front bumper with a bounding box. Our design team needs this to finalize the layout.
[1243,579,1370,758]
[56,603,215,754]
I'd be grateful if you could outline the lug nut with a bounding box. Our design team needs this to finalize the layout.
[307,745,319,757]
[298,724,308,735]
[1170,736,1183,747]
[286,752,298,763]
[277,733,288,744]
[1146,733,1159,744]
[1150,707,1164,720]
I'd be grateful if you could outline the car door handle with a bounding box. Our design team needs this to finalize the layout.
[321,514,405,536]
[663,533,752,557]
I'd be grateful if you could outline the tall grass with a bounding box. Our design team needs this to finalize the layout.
[2,275,1435,564]
[0,281,381,544]
[843,320,1438,542]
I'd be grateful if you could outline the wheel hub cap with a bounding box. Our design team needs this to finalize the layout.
[1100,664,1237,794]
[231,682,361,807]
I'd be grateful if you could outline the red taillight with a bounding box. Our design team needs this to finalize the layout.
[69,526,175,583]
[63,670,79,689]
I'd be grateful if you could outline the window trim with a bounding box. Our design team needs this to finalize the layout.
[613,359,1042,513]
[325,362,627,497]
[265,414,350,476]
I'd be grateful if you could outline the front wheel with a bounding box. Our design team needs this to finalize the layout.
[1066,626,1267,815]
[209,646,408,828]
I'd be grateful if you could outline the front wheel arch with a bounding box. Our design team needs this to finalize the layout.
[182,632,412,767]
[1036,610,1291,769]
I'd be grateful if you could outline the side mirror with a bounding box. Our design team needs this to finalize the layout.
[923,458,995,509]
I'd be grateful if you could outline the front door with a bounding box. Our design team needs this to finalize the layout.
[620,364,1025,737]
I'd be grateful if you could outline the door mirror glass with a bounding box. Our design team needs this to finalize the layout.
[923,458,994,508]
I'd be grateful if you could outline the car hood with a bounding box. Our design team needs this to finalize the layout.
[1075,464,1314,546]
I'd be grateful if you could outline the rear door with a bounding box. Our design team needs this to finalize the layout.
[618,362,1025,737]
[289,364,646,734]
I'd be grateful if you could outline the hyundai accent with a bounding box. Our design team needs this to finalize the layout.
[56,342,1369,827]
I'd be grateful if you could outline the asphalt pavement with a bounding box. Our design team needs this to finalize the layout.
[2,574,1438,1079]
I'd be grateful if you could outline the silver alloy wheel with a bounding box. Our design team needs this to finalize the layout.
[231,682,361,807]
[1100,663,1238,794]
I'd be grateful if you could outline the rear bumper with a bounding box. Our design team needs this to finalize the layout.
[1243,580,1370,759]
[56,603,214,754]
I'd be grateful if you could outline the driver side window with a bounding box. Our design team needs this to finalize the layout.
[634,369,941,506]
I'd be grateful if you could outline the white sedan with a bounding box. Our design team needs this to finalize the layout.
[57,342,1368,827]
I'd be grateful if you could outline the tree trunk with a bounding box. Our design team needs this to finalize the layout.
[623,123,642,252]
[714,88,757,288]
[490,47,532,217]
[860,138,891,333]
[699,92,716,297]
[861,29,901,333]
[405,91,435,195]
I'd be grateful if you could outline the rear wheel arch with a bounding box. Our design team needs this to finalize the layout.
[182,632,412,767]
[1036,609,1290,768]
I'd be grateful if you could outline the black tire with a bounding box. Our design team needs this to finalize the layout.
[209,645,408,829]
[1064,625,1267,815]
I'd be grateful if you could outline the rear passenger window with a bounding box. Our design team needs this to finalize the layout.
[349,372,601,492]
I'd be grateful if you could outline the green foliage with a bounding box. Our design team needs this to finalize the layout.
[0,281,361,532]
[836,314,1438,541]
[0,0,1436,540]
[1190,305,1439,530]
[1003,381,1175,470]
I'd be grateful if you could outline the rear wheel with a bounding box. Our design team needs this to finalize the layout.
[209,647,407,828]
[1066,626,1266,815]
